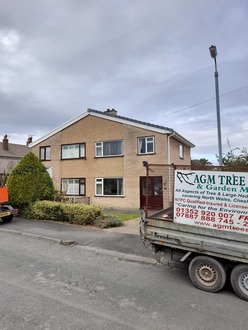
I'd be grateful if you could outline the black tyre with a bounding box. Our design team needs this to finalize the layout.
[230,264,248,301]
[1,215,13,223]
[189,256,226,293]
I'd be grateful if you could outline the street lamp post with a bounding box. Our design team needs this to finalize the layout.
[209,45,223,166]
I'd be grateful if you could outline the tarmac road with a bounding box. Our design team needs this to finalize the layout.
[1,232,247,330]
[0,217,155,261]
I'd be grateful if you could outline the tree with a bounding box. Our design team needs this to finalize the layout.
[191,158,213,166]
[7,152,55,210]
[0,161,15,186]
[220,140,248,167]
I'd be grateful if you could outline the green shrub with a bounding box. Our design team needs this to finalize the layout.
[7,152,55,211]
[27,200,102,225]
[27,201,125,228]
[27,201,68,221]
[94,215,124,229]
[62,203,102,225]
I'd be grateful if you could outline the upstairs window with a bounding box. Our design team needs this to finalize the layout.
[95,140,123,157]
[179,144,184,159]
[61,143,85,159]
[138,137,154,154]
[61,178,85,196]
[40,146,51,160]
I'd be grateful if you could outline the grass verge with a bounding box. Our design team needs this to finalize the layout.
[103,212,140,221]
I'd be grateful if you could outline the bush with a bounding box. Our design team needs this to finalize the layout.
[94,215,124,229]
[27,201,102,225]
[7,152,54,211]
[62,203,102,225]
[27,201,68,221]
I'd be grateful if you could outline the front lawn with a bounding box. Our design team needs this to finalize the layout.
[103,211,140,221]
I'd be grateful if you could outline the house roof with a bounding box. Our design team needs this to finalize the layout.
[0,143,30,159]
[29,108,195,148]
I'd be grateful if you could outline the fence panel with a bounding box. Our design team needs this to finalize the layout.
[144,163,248,213]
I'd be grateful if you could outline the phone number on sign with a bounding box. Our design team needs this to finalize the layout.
[175,207,248,227]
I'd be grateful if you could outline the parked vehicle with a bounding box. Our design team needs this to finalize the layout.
[140,167,248,301]
[0,187,15,223]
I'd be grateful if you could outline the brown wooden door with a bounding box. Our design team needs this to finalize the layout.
[140,176,163,210]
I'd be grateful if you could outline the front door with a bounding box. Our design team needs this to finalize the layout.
[140,176,163,210]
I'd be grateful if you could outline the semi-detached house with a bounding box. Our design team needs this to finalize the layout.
[0,135,30,184]
[30,108,195,211]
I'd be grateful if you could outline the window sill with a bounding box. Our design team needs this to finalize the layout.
[61,158,86,161]
[137,153,156,156]
[94,195,125,198]
[94,155,124,159]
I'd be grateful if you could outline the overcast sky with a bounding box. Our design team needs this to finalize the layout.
[0,0,248,164]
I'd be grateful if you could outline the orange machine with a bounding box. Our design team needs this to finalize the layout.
[0,186,8,203]
[0,187,14,223]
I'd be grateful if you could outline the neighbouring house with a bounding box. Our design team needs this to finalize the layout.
[29,109,195,211]
[0,135,31,185]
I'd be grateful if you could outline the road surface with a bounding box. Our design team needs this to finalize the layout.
[0,232,248,330]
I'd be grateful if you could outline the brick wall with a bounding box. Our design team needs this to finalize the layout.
[31,114,191,210]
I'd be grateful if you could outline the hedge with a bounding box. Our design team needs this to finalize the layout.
[27,201,103,225]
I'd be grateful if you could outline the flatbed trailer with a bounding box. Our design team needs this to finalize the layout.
[140,209,248,301]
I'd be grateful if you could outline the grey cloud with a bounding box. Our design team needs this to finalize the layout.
[0,0,247,164]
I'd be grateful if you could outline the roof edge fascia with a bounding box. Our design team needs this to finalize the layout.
[29,111,90,147]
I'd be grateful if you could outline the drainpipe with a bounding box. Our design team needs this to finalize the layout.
[167,131,175,165]
[167,132,175,207]
[142,161,149,217]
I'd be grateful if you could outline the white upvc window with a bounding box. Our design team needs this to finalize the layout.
[61,143,85,159]
[61,178,86,195]
[179,144,184,159]
[95,140,123,157]
[40,146,51,160]
[138,137,154,154]
[95,178,124,196]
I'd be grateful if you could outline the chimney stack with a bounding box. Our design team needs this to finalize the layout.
[104,108,117,116]
[2,135,8,150]
[27,136,33,145]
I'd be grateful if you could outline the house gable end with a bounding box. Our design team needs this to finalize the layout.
[29,108,194,148]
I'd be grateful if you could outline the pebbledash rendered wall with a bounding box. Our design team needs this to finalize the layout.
[31,115,191,210]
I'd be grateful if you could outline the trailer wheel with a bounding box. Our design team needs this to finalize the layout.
[230,264,248,301]
[1,215,13,223]
[189,256,226,293]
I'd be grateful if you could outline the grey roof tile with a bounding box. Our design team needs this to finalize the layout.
[0,143,30,159]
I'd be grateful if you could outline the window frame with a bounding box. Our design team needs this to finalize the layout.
[95,140,123,158]
[61,143,86,160]
[40,146,51,161]
[61,178,86,196]
[95,178,124,196]
[179,144,184,159]
[137,136,155,155]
